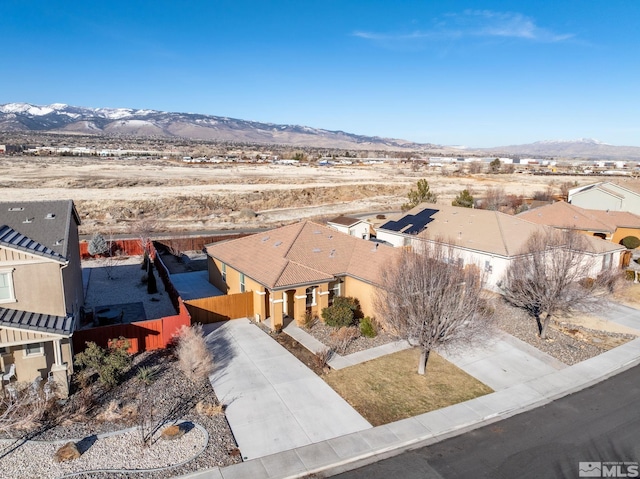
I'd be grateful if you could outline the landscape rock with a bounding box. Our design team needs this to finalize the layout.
[54,442,81,462]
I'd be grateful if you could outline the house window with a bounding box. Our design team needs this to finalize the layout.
[306,286,316,307]
[0,347,7,355]
[221,263,227,282]
[328,279,342,305]
[602,253,613,270]
[239,273,245,293]
[24,343,44,357]
[484,261,493,273]
[0,269,16,303]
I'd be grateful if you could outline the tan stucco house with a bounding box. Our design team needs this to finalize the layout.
[205,221,398,329]
[0,200,84,396]
[517,201,640,246]
[376,203,625,290]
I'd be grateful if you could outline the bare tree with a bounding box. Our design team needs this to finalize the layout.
[376,243,492,375]
[500,229,620,339]
[128,217,157,257]
[481,186,506,211]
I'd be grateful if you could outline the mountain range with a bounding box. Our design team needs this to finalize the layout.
[1,102,640,159]
[0,102,427,151]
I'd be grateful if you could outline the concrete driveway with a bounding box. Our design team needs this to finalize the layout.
[437,330,567,391]
[204,318,371,460]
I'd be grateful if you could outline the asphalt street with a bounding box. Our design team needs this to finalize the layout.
[333,364,640,479]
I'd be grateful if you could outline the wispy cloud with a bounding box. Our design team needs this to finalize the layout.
[353,10,574,47]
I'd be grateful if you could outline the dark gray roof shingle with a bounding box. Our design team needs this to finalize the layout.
[0,307,74,336]
[0,199,79,261]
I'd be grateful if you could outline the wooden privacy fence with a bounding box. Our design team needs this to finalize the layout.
[185,292,254,324]
[73,299,191,354]
[80,239,145,259]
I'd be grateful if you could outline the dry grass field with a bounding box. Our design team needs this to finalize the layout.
[0,156,622,234]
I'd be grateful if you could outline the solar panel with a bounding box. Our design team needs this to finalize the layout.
[380,208,438,235]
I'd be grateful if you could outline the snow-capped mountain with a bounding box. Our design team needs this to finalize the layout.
[0,102,429,150]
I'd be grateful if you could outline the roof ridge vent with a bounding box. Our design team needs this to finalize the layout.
[8,207,24,212]
[313,248,321,253]
[261,236,270,242]
[23,217,34,224]
[45,213,56,219]
[274,241,282,247]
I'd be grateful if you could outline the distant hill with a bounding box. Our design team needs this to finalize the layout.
[0,102,433,151]
[480,138,640,161]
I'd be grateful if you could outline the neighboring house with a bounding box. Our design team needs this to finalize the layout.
[376,203,624,289]
[205,221,398,329]
[517,201,640,245]
[327,215,371,240]
[569,181,640,215]
[0,200,83,396]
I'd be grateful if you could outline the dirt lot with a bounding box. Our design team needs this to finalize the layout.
[0,156,609,234]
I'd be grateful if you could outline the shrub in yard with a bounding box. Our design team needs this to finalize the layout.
[314,347,333,370]
[300,310,318,329]
[621,236,640,249]
[322,297,361,328]
[175,324,214,382]
[359,316,378,338]
[329,326,361,355]
[74,338,131,388]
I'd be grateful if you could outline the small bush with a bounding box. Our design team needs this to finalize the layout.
[625,269,636,281]
[314,347,333,370]
[359,316,378,338]
[621,236,640,249]
[322,304,353,328]
[322,297,361,328]
[74,338,131,388]
[300,310,318,329]
[175,324,214,382]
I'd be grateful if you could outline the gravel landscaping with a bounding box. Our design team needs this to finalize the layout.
[302,320,396,356]
[493,300,636,365]
[0,350,241,479]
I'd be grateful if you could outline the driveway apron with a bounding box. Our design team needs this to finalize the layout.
[204,318,371,460]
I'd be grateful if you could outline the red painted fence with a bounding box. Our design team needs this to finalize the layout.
[73,242,191,354]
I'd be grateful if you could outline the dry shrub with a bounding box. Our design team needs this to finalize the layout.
[175,324,214,382]
[196,399,224,417]
[314,347,333,370]
[329,326,360,355]
[0,384,49,435]
[96,400,123,422]
[59,387,96,425]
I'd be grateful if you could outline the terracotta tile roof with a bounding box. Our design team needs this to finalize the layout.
[206,221,398,289]
[518,201,640,231]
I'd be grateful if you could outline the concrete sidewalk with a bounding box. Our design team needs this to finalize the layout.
[204,319,371,461]
[282,320,411,370]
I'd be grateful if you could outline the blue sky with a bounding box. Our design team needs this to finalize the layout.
[1,1,638,147]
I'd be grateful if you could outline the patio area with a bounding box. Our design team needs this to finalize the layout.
[81,256,176,329]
